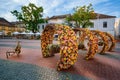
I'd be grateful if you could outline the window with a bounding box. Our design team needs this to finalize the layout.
[2,26,5,30]
[103,22,107,28]
[91,22,94,28]
[9,27,11,30]
[37,25,40,29]
[42,25,44,29]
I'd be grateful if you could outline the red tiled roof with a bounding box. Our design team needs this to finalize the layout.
[93,13,116,19]
[11,21,26,28]
[0,17,14,27]
[48,14,71,20]
[11,21,24,25]
[48,13,116,20]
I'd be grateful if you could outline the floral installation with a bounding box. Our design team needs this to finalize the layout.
[91,30,109,54]
[41,24,55,57]
[41,24,78,71]
[103,32,116,51]
[81,29,98,60]
[73,28,98,60]
[41,24,116,70]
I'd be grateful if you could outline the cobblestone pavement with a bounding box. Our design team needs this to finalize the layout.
[0,59,89,80]
[0,39,120,80]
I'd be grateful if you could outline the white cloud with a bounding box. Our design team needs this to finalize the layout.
[1,12,17,22]
[39,0,65,17]
[0,0,120,22]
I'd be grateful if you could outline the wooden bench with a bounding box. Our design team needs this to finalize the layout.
[6,41,21,58]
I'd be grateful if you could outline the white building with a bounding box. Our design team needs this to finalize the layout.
[38,13,116,36]
[37,23,47,33]
[48,14,69,24]
[89,13,116,36]
[37,14,71,33]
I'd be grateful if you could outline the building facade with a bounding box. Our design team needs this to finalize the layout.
[89,14,116,36]
[37,23,47,33]
[0,17,15,36]
[0,17,26,36]
[0,13,116,37]
[11,21,26,32]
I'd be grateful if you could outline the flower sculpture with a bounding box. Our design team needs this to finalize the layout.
[85,30,98,60]
[41,25,55,57]
[103,32,116,51]
[41,24,78,71]
[91,30,109,54]
[73,28,98,60]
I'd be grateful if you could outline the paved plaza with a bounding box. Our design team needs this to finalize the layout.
[0,39,120,80]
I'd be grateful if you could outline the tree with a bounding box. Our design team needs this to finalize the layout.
[65,14,73,27]
[11,3,46,33]
[66,4,96,28]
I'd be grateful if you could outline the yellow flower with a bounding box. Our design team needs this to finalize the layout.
[63,50,66,53]
[64,58,67,61]
[70,61,74,65]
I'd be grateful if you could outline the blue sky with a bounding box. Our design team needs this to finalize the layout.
[0,0,120,22]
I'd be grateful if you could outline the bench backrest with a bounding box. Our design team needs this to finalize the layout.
[15,41,21,53]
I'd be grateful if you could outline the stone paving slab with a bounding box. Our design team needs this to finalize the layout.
[0,59,90,80]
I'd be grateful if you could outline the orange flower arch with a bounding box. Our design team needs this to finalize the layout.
[73,28,98,60]
[91,30,109,54]
[103,32,116,51]
[41,24,78,71]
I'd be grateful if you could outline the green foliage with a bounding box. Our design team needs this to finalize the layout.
[47,44,60,54]
[65,15,73,27]
[11,3,47,33]
[66,4,96,28]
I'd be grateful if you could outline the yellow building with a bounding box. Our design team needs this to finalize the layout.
[0,17,16,36]
[0,17,25,36]
[11,21,26,33]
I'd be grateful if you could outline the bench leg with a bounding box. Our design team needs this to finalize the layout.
[6,52,9,59]
[6,52,15,58]
[6,51,20,58]
[16,52,20,57]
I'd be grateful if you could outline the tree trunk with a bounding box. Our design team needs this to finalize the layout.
[82,22,87,28]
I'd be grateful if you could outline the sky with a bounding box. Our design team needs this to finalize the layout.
[0,0,120,22]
